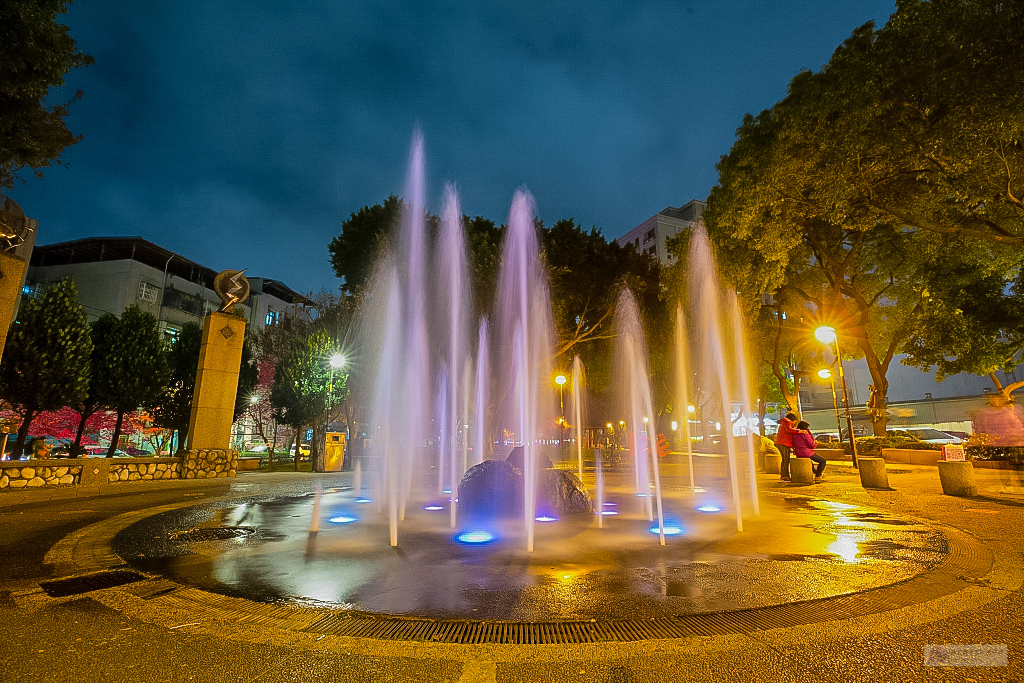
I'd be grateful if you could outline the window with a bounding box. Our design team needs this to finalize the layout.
[646,245,657,256]
[644,229,656,244]
[265,309,279,326]
[138,281,160,304]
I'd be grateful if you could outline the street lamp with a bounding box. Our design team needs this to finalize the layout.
[555,374,567,461]
[817,368,844,447]
[814,326,858,468]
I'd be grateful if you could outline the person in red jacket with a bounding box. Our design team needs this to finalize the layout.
[775,411,798,481]
[793,420,827,482]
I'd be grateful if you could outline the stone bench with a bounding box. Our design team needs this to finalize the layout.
[790,457,814,484]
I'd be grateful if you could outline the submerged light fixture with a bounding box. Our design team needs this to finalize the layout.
[456,530,495,544]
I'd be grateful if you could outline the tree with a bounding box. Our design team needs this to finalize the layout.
[0,279,91,457]
[0,0,94,188]
[329,196,404,295]
[152,321,201,452]
[69,313,115,455]
[542,218,669,400]
[95,305,168,457]
[806,0,1024,249]
[270,329,347,471]
[901,256,1024,401]
[690,1,1024,434]
[233,338,258,421]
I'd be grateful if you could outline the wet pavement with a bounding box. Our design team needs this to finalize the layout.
[0,462,1021,681]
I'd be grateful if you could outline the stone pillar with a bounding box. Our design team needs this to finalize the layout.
[937,460,977,497]
[858,457,890,489]
[764,452,781,475]
[0,252,27,361]
[187,311,246,451]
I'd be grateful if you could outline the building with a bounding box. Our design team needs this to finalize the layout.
[26,237,312,339]
[616,200,705,266]
[798,355,1022,435]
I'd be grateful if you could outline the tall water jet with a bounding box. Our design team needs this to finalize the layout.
[729,291,760,516]
[689,226,743,532]
[366,265,404,545]
[399,130,431,522]
[473,318,490,465]
[437,183,472,526]
[675,304,696,492]
[571,356,585,481]
[615,289,666,545]
[496,190,555,552]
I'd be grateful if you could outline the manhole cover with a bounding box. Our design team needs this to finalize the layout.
[172,526,256,542]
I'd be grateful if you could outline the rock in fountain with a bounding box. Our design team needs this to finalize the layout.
[458,453,592,518]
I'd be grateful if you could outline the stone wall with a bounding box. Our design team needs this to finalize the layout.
[182,449,237,479]
[0,461,82,489]
[108,459,181,482]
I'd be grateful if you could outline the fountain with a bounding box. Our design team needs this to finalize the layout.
[109,131,950,628]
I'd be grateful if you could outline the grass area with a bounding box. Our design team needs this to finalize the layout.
[256,459,313,473]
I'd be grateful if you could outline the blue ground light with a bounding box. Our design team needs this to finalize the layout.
[423,504,445,511]
[534,515,557,522]
[649,523,684,536]
[696,504,723,513]
[328,515,358,524]
[354,498,372,504]
[456,530,495,544]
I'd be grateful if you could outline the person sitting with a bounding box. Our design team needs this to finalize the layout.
[754,433,781,472]
[792,420,827,483]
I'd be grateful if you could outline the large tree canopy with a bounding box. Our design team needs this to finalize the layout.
[697,0,1024,432]
[0,0,93,188]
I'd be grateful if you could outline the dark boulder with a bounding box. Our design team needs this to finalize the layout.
[537,469,593,515]
[458,459,593,519]
[458,459,523,518]
[505,445,552,471]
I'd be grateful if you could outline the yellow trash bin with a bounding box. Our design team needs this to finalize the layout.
[324,432,346,472]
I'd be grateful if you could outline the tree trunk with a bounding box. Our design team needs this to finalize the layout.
[71,406,95,457]
[107,411,125,458]
[12,409,37,460]
[311,423,323,473]
[175,423,191,453]
[758,385,768,436]
[989,372,1024,404]
[294,426,303,471]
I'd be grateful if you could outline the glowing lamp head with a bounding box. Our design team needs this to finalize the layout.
[687,404,695,413]
[330,353,346,369]
[606,422,613,430]
[249,394,259,404]
[555,374,567,386]
[814,326,837,344]
[817,368,833,380]
[642,416,649,424]
[671,421,679,431]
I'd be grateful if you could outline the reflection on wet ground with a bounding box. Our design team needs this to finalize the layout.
[113,483,947,621]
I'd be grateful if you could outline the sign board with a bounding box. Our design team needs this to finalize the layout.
[942,444,966,462]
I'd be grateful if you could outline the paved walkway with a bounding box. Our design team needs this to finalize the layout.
[0,463,1021,681]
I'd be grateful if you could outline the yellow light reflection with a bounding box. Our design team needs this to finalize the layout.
[827,535,861,563]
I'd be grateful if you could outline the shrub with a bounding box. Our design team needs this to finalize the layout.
[965,445,1024,464]
[839,434,940,457]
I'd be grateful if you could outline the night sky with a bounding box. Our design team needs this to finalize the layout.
[10,1,896,294]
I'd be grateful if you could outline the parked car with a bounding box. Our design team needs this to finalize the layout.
[889,427,963,445]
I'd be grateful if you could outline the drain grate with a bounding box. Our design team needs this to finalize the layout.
[40,570,146,598]
[172,526,255,542]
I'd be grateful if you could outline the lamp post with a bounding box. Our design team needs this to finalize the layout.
[814,326,858,468]
[555,374,567,462]
[817,368,844,446]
